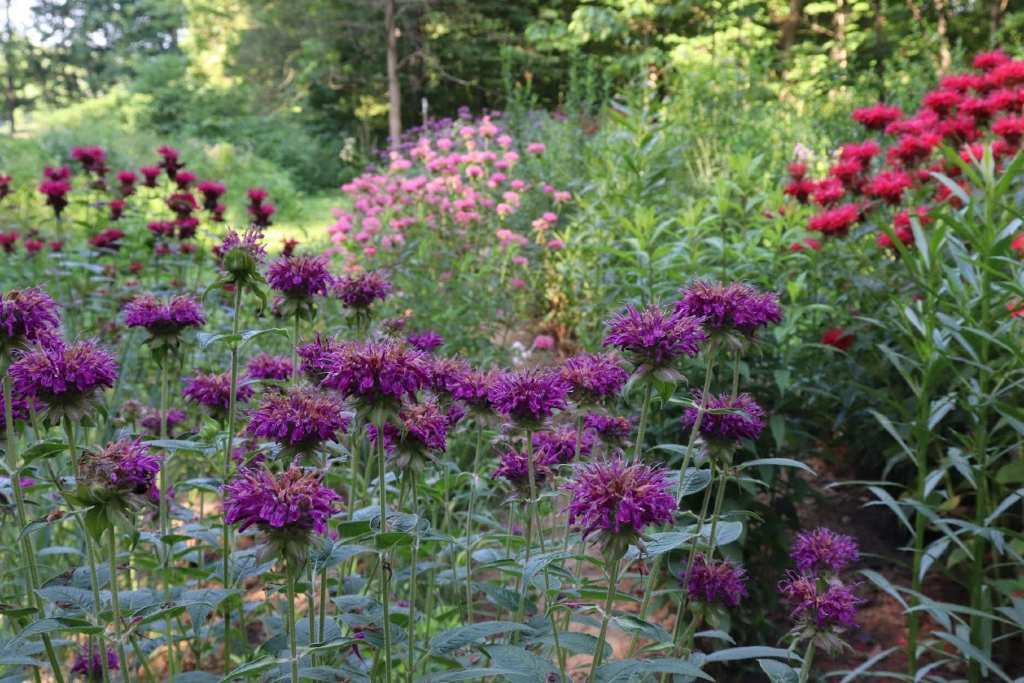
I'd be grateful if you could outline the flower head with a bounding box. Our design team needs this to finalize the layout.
[267,254,333,300]
[780,572,861,631]
[685,554,748,607]
[681,392,766,444]
[224,466,340,536]
[79,439,161,496]
[447,367,497,413]
[584,414,632,445]
[821,327,855,350]
[38,179,71,217]
[603,305,707,369]
[296,334,345,384]
[321,340,430,410]
[0,287,60,352]
[123,294,205,342]
[493,448,552,491]
[674,281,782,336]
[407,330,444,353]
[214,228,266,284]
[851,103,903,130]
[140,408,187,436]
[533,425,594,465]
[246,385,349,452]
[487,367,569,427]
[183,372,254,418]
[560,353,629,404]
[564,457,675,552]
[808,203,860,236]
[792,527,860,575]
[71,645,119,682]
[334,270,393,310]
[246,353,294,381]
[89,229,124,251]
[10,340,117,417]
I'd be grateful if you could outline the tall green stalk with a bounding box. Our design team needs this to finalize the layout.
[108,530,131,683]
[286,565,300,683]
[631,381,653,462]
[221,283,243,674]
[375,415,393,683]
[2,375,65,683]
[406,468,419,683]
[464,423,483,623]
[587,558,620,683]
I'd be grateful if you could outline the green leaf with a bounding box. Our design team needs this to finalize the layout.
[429,621,534,656]
[522,551,570,588]
[611,614,672,643]
[677,468,711,497]
[415,668,520,682]
[181,589,237,638]
[530,631,610,657]
[217,656,279,682]
[595,658,713,682]
[20,440,67,464]
[239,327,289,349]
[759,658,799,683]
[932,631,1011,682]
[144,439,206,452]
[483,644,558,682]
[835,647,900,683]
[738,458,815,475]
[704,646,797,663]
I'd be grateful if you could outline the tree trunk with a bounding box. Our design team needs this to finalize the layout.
[778,0,804,55]
[831,0,849,72]
[4,0,15,134]
[385,0,402,143]
[935,0,951,72]
[990,0,1007,41]
[872,0,886,96]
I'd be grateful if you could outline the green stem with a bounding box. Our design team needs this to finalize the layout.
[292,310,301,383]
[307,564,316,654]
[798,640,816,683]
[286,566,300,683]
[157,361,175,675]
[675,348,717,502]
[587,558,620,683]
[108,530,131,683]
[406,469,418,683]
[221,282,243,674]
[632,381,653,462]
[705,466,729,559]
[464,423,483,624]
[626,554,661,657]
[3,376,65,683]
[376,415,393,683]
[674,469,716,638]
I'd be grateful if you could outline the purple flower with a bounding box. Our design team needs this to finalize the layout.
[533,425,594,465]
[427,357,469,396]
[684,554,748,607]
[792,527,860,575]
[0,287,61,351]
[564,456,675,542]
[681,392,765,443]
[603,305,707,368]
[780,572,861,630]
[246,353,294,381]
[71,645,119,682]
[183,372,254,417]
[10,339,117,412]
[123,294,205,338]
[80,439,161,495]
[407,330,444,353]
[214,227,265,282]
[334,270,393,309]
[487,368,570,426]
[493,448,552,491]
[223,466,340,535]
[1,390,43,431]
[447,367,497,413]
[140,408,187,436]
[321,340,430,409]
[400,400,448,451]
[246,386,349,450]
[674,281,782,335]
[267,254,333,299]
[560,353,629,404]
[297,335,345,384]
[584,414,632,444]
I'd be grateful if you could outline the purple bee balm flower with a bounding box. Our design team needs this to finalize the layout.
[296,334,345,384]
[71,645,119,682]
[445,401,466,427]
[780,572,861,630]
[792,527,860,575]
[246,353,294,381]
[533,425,594,465]
[493,448,552,491]
[123,293,205,338]
[603,304,707,368]
[214,227,265,282]
[0,287,61,351]
[427,357,469,396]
[684,554,748,607]
[560,352,629,404]
[223,465,340,535]
[182,372,254,417]
[399,400,448,452]
[584,414,632,444]
[487,367,570,427]
[246,385,349,451]
[407,330,444,353]
[681,392,765,443]
[334,270,393,309]
[140,408,187,436]
[80,439,161,495]
[674,280,782,336]
[321,340,430,409]
[10,339,117,413]
[266,254,333,299]
[564,456,675,542]
[0,390,43,430]
[447,367,497,413]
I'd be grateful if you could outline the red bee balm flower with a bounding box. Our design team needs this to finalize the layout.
[821,327,855,350]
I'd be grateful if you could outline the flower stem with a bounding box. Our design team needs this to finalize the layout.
[587,557,620,683]
[108,530,131,683]
[221,282,243,674]
[2,375,65,683]
[376,415,393,683]
[292,310,301,383]
[798,640,816,683]
[705,465,729,559]
[632,381,653,462]
[464,423,483,624]
[406,468,419,683]
[675,348,717,503]
[286,565,300,683]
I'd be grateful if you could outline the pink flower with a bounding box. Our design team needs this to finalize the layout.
[533,334,555,350]
[526,142,546,155]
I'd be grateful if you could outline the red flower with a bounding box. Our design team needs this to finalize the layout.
[828,160,864,189]
[864,170,913,205]
[812,178,846,206]
[109,198,125,221]
[89,229,125,251]
[922,89,962,116]
[0,230,18,253]
[939,74,984,92]
[852,103,902,130]
[974,50,1010,72]
[993,115,1024,144]
[789,237,821,252]
[983,89,1022,115]
[937,112,979,143]
[1008,301,1024,319]
[808,204,860,236]
[140,166,161,187]
[877,207,930,250]
[990,60,1024,88]
[787,162,807,180]
[24,238,43,254]
[887,134,941,166]
[821,327,855,350]
[839,140,880,163]
[1011,233,1024,256]
[49,241,63,252]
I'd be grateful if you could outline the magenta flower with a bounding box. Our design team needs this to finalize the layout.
[296,334,345,384]
[399,400,448,452]
[584,414,632,444]
[533,425,594,465]
[792,527,860,575]
[681,392,765,443]
[321,340,430,410]
[140,408,187,436]
[246,353,294,381]
[564,456,675,544]
[10,340,117,415]
[685,554,748,607]
[780,572,861,630]
[223,466,340,535]
[493,448,552,491]
[246,386,349,451]
[183,372,254,418]
[214,227,266,284]
[447,367,497,414]
[603,304,707,369]
[79,439,161,495]
[267,254,333,300]
[487,367,569,427]
[123,294,205,340]
[407,330,444,353]
[38,179,71,217]
[157,145,183,179]
[674,281,782,336]
[197,179,226,210]
[560,352,629,404]
[71,645,119,682]
[334,270,393,310]
[0,287,60,352]
[0,390,43,431]
[71,145,107,174]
